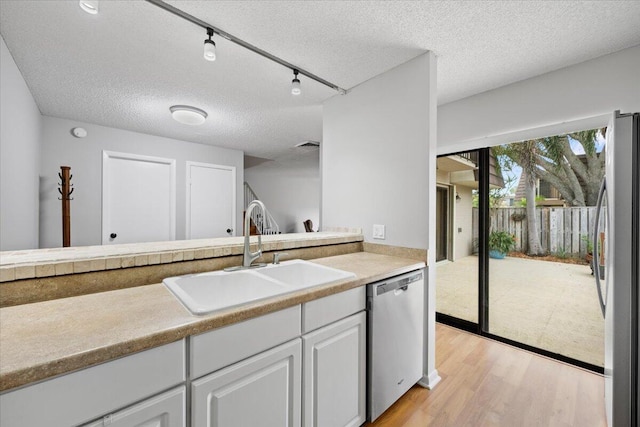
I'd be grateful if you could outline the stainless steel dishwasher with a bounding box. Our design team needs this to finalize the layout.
[367,269,424,422]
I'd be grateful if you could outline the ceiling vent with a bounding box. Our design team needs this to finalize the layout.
[295,140,320,148]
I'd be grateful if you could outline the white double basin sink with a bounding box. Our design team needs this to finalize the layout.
[163,259,357,315]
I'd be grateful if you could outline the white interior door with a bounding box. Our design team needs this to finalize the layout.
[102,151,176,245]
[186,162,236,239]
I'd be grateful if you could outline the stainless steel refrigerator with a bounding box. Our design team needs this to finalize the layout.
[594,111,639,426]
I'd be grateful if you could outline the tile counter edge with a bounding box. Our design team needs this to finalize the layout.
[0,232,363,282]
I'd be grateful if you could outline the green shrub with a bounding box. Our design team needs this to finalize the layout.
[488,231,516,254]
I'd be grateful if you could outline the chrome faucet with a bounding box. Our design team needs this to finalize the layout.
[243,200,266,268]
[272,252,288,265]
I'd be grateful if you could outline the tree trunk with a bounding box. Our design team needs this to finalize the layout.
[524,171,545,255]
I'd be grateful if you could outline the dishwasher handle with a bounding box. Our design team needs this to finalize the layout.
[375,271,423,296]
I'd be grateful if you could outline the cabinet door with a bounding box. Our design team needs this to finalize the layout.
[302,312,366,427]
[0,340,185,427]
[192,339,301,427]
[83,386,185,427]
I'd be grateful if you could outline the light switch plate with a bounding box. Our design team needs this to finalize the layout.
[373,224,385,240]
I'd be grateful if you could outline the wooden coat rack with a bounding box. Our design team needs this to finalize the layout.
[58,166,74,247]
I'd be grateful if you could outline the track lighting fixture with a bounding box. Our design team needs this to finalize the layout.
[291,69,301,95]
[145,0,347,95]
[204,28,216,62]
[79,0,99,14]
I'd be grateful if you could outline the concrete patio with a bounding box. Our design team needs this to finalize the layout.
[436,255,604,366]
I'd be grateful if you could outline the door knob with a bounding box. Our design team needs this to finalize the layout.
[110,233,117,239]
[226,228,233,234]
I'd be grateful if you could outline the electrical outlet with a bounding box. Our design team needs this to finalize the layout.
[373,224,386,240]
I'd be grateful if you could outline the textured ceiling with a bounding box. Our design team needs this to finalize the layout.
[1,1,639,159]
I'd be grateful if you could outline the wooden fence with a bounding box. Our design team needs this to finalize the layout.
[472,207,603,256]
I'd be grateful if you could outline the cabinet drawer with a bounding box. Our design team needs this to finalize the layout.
[302,287,365,333]
[83,386,185,427]
[0,339,185,427]
[190,305,301,379]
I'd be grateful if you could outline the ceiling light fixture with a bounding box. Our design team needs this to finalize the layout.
[170,105,208,125]
[79,0,99,14]
[145,0,347,95]
[291,69,301,95]
[203,28,216,62]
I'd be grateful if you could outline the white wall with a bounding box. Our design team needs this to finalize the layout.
[322,52,440,388]
[438,45,640,154]
[322,53,436,249]
[39,116,244,248]
[244,151,319,234]
[0,37,42,251]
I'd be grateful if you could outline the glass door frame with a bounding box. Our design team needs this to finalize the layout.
[436,148,604,374]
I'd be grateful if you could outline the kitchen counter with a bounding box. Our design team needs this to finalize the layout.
[0,251,425,393]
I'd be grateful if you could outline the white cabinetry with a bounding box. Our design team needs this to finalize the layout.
[192,339,301,427]
[0,340,185,427]
[302,312,366,427]
[188,287,366,427]
[83,386,185,427]
[1,284,371,427]
[189,306,302,427]
[190,306,301,378]
[301,286,367,427]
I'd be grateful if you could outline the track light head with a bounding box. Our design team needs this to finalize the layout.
[291,69,301,95]
[204,28,216,61]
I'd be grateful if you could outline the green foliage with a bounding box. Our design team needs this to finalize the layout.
[488,231,516,254]
[581,234,594,254]
[471,176,517,208]
[495,128,606,207]
[553,247,568,259]
[516,195,546,207]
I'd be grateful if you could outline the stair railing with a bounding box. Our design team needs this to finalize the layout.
[243,182,280,235]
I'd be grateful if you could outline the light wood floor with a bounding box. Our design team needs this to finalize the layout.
[366,323,607,427]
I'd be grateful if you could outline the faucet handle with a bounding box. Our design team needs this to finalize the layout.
[272,252,289,265]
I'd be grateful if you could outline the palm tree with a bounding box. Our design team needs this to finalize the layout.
[496,142,545,256]
[535,129,605,207]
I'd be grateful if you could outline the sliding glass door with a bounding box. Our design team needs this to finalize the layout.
[436,135,605,371]
[435,150,481,325]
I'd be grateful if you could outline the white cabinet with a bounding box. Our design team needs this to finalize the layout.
[302,312,366,427]
[0,340,185,427]
[190,305,301,379]
[302,286,365,333]
[192,339,302,427]
[83,386,185,427]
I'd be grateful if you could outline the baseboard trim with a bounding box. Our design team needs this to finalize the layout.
[418,369,441,390]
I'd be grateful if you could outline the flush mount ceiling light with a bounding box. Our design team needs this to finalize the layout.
[145,0,347,95]
[291,69,301,96]
[79,0,99,14]
[170,105,208,125]
[203,28,216,61]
